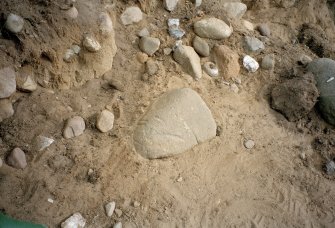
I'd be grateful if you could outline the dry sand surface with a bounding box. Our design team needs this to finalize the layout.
[1,0,335,227]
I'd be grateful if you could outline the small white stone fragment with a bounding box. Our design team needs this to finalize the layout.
[34,135,54,151]
[243,55,259,73]
[203,62,219,77]
[63,49,76,63]
[48,198,54,203]
[5,13,24,33]
[194,0,202,7]
[177,176,183,182]
[71,45,81,54]
[168,18,185,39]
[61,213,86,228]
[133,201,140,208]
[164,0,179,11]
[113,222,122,228]
[121,7,143,25]
[244,139,255,149]
[65,6,78,19]
[327,77,334,83]
[82,34,101,52]
[105,201,116,217]
[99,12,114,36]
[96,110,115,133]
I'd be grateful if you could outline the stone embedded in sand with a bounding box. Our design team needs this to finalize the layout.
[299,54,312,65]
[105,201,116,217]
[65,6,78,19]
[164,0,179,11]
[307,58,335,125]
[0,67,16,98]
[244,139,255,149]
[5,13,24,33]
[257,23,271,37]
[271,73,319,121]
[222,2,247,19]
[193,36,210,57]
[138,28,150,37]
[194,18,233,40]
[133,88,217,159]
[146,59,159,76]
[63,116,86,139]
[121,7,143,25]
[203,62,219,77]
[96,110,114,133]
[114,222,122,228]
[261,54,275,70]
[242,20,254,31]
[173,45,202,80]
[16,68,37,92]
[82,33,101,52]
[61,213,86,228]
[193,0,202,7]
[7,148,27,169]
[325,160,335,175]
[0,99,14,122]
[99,12,114,36]
[243,55,259,72]
[139,37,160,56]
[244,36,265,52]
[34,135,54,151]
[213,45,240,80]
[63,49,76,63]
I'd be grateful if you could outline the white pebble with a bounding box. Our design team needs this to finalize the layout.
[48,198,54,203]
[71,45,81,54]
[133,201,140,208]
[5,13,24,33]
[34,135,54,151]
[243,55,259,72]
[121,7,143,25]
[230,83,239,93]
[203,62,219,77]
[65,6,78,19]
[105,201,116,217]
[82,34,101,52]
[244,139,255,149]
[96,110,115,133]
[63,49,76,63]
[61,213,86,228]
[113,222,122,228]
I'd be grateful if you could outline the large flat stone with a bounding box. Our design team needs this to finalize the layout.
[133,88,216,159]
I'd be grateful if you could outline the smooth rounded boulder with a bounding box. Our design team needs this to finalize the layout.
[194,18,232,40]
[307,58,335,125]
[133,88,217,159]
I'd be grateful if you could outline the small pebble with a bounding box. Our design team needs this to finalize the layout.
[194,0,202,7]
[34,135,54,151]
[146,59,159,76]
[121,7,143,25]
[168,18,185,39]
[82,33,101,52]
[299,152,306,160]
[325,160,335,175]
[164,0,179,11]
[257,24,271,37]
[99,12,114,36]
[0,67,16,99]
[7,148,27,169]
[61,213,86,228]
[96,110,115,133]
[243,55,259,72]
[242,20,254,31]
[114,208,122,217]
[5,13,24,33]
[298,54,312,65]
[105,201,116,217]
[203,62,219,77]
[244,139,255,149]
[63,116,86,139]
[193,36,210,57]
[65,6,78,19]
[138,28,150,37]
[48,198,54,203]
[133,201,141,208]
[71,45,81,54]
[136,52,148,63]
[113,222,122,228]
[63,49,76,63]
[261,54,275,70]
[230,83,239,93]
[177,176,183,182]
[17,68,37,92]
[244,36,265,52]
[139,37,160,56]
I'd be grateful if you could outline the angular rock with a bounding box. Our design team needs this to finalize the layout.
[65,6,78,19]
[96,110,114,133]
[0,99,14,122]
[194,18,232,40]
[271,73,319,121]
[168,19,185,39]
[105,201,116,217]
[121,7,143,25]
[243,55,259,73]
[222,2,247,19]
[7,148,27,169]
[257,24,271,37]
[99,12,114,37]
[139,37,160,56]
[146,59,159,76]
[61,213,86,228]
[133,88,217,159]
[63,49,76,63]
[307,58,335,125]
[164,0,179,11]
[261,54,275,70]
[173,45,202,80]
[138,28,150,37]
[213,45,240,80]
[17,67,37,92]
[5,13,24,33]
[244,36,265,52]
[0,67,16,98]
[34,135,54,151]
[193,36,210,57]
[82,33,101,52]
[63,116,86,139]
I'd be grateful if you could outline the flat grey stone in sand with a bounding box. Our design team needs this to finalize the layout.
[173,45,202,80]
[244,36,265,52]
[194,18,232,40]
[134,88,216,159]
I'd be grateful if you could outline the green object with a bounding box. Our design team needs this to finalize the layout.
[0,213,47,228]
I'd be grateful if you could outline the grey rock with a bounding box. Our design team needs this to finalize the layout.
[257,24,271,37]
[194,18,232,40]
[173,45,202,80]
[71,45,81,54]
[193,36,210,57]
[325,160,335,175]
[163,48,172,55]
[133,88,217,159]
[96,110,114,133]
[82,33,101,52]
[139,37,160,56]
[34,135,54,151]
[307,58,335,125]
[244,140,255,149]
[105,201,116,217]
[193,0,202,7]
[0,99,14,122]
[121,7,143,25]
[261,54,275,70]
[63,116,86,139]
[99,12,114,36]
[222,2,247,19]
[0,67,16,98]
[17,68,37,92]
[61,213,86,228]
[168,19,185,39]
[114,208,122,217]
[5,13,24,33]
[114,222,122,228]
[138,28,150,37]
[146,59,159,76]
[298,54,312,65]
[65,6,78,19]
[7,148,27,169]
[164,0,179,11]
[0,157,2,168]
[244,36,265,52]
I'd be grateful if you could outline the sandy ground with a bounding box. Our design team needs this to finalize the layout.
[1,0,335,227]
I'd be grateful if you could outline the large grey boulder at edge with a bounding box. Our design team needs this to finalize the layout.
[133,88,217,159]
[307,58,335,125]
